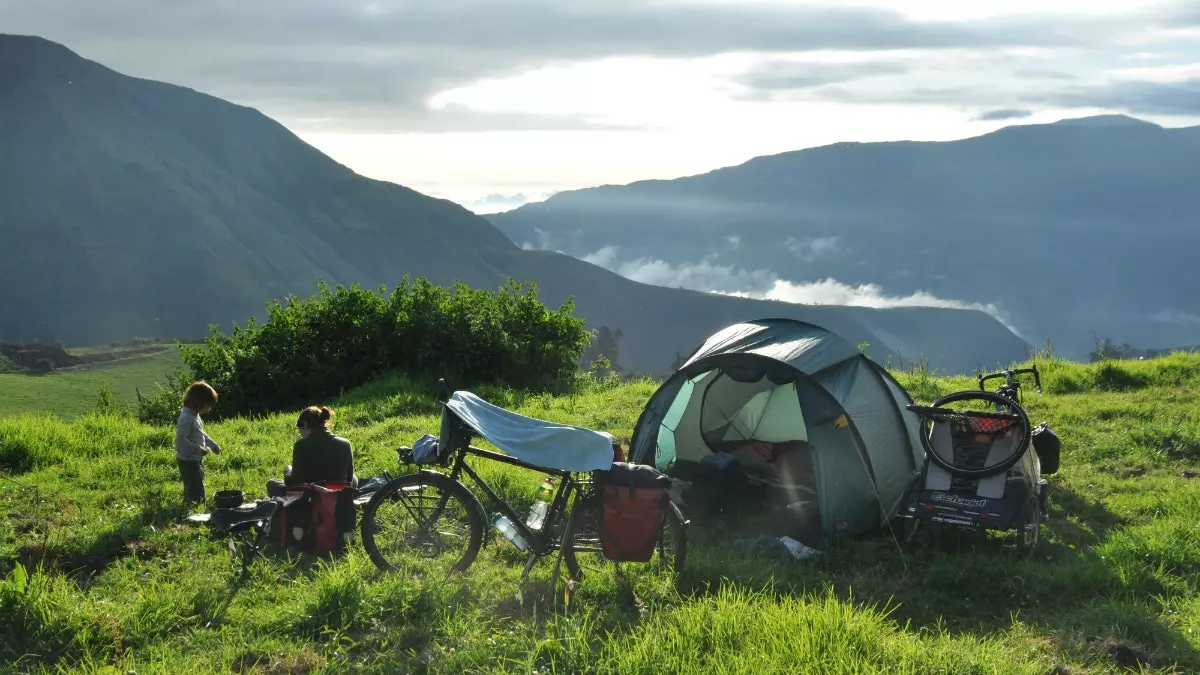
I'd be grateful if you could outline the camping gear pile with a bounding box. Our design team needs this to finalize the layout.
[627,318,924,549]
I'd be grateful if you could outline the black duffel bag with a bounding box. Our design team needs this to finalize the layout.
[1032,423,1061,475]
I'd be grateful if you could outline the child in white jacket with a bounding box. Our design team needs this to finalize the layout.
[175,381,222,506]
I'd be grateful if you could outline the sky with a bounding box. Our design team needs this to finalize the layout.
[4,0,1200,214]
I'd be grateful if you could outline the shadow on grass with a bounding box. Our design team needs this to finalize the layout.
[669,481,1200,673]
[9,487,189,583]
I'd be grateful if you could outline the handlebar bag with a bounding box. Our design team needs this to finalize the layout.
[596,462,669,562]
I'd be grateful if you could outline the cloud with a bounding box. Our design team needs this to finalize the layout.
[972,108,1034,121]
[1041,78,1200,116]
[1013,69,1078,80]
[463,192,552,214]
[4,0,1186,132]
[786,236,841,261]
[617,254,778,293]
[577,245,1017,331]
[734,59,908,100]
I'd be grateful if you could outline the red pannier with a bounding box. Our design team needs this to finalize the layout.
[597,462,670,562]
[271,482,357,553]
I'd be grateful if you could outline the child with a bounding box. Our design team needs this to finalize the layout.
[175,381,222,506]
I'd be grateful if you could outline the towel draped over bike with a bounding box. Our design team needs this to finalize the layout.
[445,391,616,472]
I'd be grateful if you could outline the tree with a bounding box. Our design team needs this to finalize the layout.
[581,325,623,372]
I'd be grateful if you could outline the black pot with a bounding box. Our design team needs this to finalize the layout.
[213,489,244,509]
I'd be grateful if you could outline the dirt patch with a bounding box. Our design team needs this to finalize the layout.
[1091,637,1156,671]
[69,343,169,367]
[0,341,79,370]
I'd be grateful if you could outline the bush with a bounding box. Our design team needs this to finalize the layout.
[29,358,55,375]
[0,354,16,373]
[165,276,591,419]
[135,367,198,425]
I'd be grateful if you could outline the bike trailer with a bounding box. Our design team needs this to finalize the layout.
[596,462,670,562]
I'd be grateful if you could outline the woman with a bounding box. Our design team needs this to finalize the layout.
[285,405,357,488]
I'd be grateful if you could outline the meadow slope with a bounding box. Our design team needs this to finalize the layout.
[1,356,1199,673]
[0,349,183,420]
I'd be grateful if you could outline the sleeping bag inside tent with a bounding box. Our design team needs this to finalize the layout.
[628,318,924,546]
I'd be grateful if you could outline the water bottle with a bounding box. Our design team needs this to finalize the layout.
[491,513,529,551]
[524,477,555,531]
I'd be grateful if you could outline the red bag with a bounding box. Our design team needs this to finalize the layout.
[597,463,669,562]
[309,483,355,552]
[272,482,356,552]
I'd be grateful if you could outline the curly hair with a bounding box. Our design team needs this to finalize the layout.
[182,381,218,410]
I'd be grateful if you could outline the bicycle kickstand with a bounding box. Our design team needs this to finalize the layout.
[519,552,538,585]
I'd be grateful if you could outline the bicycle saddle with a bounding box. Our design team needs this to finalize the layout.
[209,501,279,533]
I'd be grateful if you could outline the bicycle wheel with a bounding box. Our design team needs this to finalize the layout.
[360,472,485,574]
[560,491,686,581]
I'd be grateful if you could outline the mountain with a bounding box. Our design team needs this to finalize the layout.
[0,35,1028,375]
[488,115,1200,359]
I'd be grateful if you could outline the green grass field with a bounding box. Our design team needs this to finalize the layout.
[1,355,1199,673]
[0,349,183,420]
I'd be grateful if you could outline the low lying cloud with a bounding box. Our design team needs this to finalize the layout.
[464,192,554,214]
[972,108,1033,121]
[577,245,1020,333]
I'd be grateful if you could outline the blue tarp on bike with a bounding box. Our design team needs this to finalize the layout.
[445,391,617,472]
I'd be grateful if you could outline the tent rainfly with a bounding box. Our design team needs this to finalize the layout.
[628,318,924,544]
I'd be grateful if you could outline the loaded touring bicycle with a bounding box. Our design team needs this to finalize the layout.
[358,379,688,590]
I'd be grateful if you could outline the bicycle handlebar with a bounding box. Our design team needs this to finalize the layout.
[978,365,1041,392]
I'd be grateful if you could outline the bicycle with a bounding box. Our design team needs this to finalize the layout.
[358,380,688,586]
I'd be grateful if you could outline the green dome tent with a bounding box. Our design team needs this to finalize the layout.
[628,318,924,544]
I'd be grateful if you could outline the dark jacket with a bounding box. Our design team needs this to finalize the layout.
[288,428,354,486]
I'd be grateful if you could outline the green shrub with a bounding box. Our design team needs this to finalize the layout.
[167,276,590,419]
[0,354,17,373]
[134,366,192,425]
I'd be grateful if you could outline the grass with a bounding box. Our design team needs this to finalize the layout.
[0,349,182,420]
[1,354,1199,672]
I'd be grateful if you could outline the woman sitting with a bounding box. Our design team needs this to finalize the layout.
[285,405,357,488]
[268,406,357,497]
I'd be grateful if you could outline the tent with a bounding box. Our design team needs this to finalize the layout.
[628,318,924,545]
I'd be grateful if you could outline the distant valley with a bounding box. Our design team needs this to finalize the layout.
[488,115,1200,361]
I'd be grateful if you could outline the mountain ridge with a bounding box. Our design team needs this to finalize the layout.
[489,114,1200,358]
[0,34,1030,374]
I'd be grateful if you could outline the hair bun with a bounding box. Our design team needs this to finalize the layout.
[320,406,333,421]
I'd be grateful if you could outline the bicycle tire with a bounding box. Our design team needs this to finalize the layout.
[919,390,1032,479]
[360,471,486,574]
[560,491,686,581]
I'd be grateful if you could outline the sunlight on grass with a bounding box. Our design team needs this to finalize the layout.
[2,355,1199,672]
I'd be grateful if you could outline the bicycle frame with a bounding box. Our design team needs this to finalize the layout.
[444,444,591,555]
